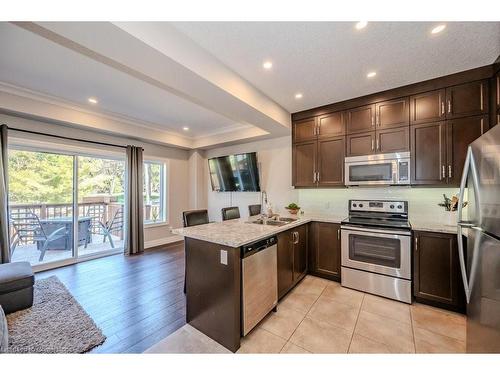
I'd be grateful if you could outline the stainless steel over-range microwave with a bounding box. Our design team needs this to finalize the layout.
[344,152,410,186]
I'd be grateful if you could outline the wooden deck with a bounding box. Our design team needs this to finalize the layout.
[36,242,186,353]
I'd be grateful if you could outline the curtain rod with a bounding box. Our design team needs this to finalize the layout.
[3,125,144,151]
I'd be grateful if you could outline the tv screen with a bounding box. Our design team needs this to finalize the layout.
[208,152,260,192]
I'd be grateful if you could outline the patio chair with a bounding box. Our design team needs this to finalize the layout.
[10,211,69,261]
[99,207,124,249]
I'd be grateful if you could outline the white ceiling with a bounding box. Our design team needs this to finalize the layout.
[173,22,500,113]
[0,22,245,138]
[0,21,499,149]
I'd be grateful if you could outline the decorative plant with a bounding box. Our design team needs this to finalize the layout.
[438,194,467,212]
[285,203,301,215]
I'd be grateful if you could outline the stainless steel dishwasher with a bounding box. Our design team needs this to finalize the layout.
[241,235,278,336]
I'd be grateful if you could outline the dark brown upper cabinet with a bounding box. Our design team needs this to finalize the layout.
[318,111,345,138]
[376,97,409,129]
[317,136,344,186]
[446,115,487,185]
[413,230,465,312]
[445,80,488,119]
[346,131,375,156]
[293,118,317,143]
[410,89,446,125]
[411,122,447,185]
[346,104,376,134]
[292,141,317,187]
[377,127,409,154]
[308,222,341,281]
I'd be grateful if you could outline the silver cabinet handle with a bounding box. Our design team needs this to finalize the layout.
[415,237,418,251]
[371,116,375,126]
[371,139,375,151]
[376,138,380,151]
[442,165,446,179]
[441,101,445,115]
[316,172,320,183]
[448,100,452,114]
[297,231,300,244]
[313,171,316,183]
[448,165,452,178]
[293,231,299,244]
[337,229,340,240]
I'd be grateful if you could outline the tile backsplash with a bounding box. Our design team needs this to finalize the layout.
[298,187,466,226]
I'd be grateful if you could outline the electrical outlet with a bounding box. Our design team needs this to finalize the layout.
[220,250,228,265]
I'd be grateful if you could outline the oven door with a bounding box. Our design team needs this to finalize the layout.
[341,226,411,279]
[345,159,397,186]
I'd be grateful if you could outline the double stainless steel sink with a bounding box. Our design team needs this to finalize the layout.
[248,216,297,226]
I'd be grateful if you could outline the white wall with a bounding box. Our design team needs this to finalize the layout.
[204,136,298,221]
[1,113,190,247]
[203,135,462,226]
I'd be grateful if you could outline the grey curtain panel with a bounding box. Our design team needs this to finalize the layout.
[0,125,10,264]
[125,145,144,256]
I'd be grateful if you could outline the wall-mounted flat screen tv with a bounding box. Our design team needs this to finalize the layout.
[208,152,260,192]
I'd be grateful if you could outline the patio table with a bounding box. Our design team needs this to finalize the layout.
[37,216,92,251]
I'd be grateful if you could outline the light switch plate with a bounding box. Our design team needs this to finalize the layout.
[220,250,228,265]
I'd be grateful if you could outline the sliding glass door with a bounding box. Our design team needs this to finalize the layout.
[8,146,126,269]
[77,156,125,257]
[8,149,75,266]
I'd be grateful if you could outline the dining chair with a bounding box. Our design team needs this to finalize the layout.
[182,209,209,294]
[221,206,240,221]
[182,209,209,227]
[10,211,68,261]
[248,204,262,216]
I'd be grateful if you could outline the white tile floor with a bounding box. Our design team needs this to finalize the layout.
[146,275,466,354]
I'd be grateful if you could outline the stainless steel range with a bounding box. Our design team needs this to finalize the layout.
[341,199,412,303]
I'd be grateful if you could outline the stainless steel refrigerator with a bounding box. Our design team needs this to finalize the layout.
[457,123,500,353]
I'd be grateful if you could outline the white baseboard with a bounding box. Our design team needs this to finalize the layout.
[144,235,184,249]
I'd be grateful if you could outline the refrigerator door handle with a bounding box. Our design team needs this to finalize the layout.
[457,225,482,304]
[457,223,471,303]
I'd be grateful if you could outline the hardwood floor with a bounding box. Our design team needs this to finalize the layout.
[36,242,186,353]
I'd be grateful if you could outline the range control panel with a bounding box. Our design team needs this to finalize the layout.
[349,200,408,214]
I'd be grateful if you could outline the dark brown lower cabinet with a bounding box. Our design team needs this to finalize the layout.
[308,222,341,281]
[277,224,308,299]
[413,230,466,313]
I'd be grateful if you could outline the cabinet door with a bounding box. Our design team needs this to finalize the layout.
[376,97,409,129]
[310,222,341,281]
[317,136,344,186]
[293,225,308,282]
[377,127,409,153]
[446,80,488,119]
[346,104,376,134]
[414,231,464,311]
[410,89,446,125]
[346,131,375,156]
[410,122,447,185]
[318,111,345,137]
[446,115,487,185]
[293,141,317,187]
[293,118,317,142]
[277,230,294,299]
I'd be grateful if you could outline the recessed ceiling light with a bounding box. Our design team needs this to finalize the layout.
[295,93,303,99]
[355,21,368,30]
[87,97,98,104]
[262,61,273,70]
[431,24,446,34]
[182,127,189,131]
[367,71,377,78]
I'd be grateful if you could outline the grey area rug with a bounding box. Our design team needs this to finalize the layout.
[6,276,106,353]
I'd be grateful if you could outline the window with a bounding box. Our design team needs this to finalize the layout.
[143,161,167,224]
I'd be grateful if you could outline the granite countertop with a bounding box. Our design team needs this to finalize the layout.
[172,213,346,248]
[410,219,458,234]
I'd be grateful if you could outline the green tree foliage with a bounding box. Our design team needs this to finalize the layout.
[8,150,125,204]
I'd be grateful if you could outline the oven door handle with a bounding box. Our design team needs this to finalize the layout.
[341,225,411,236]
